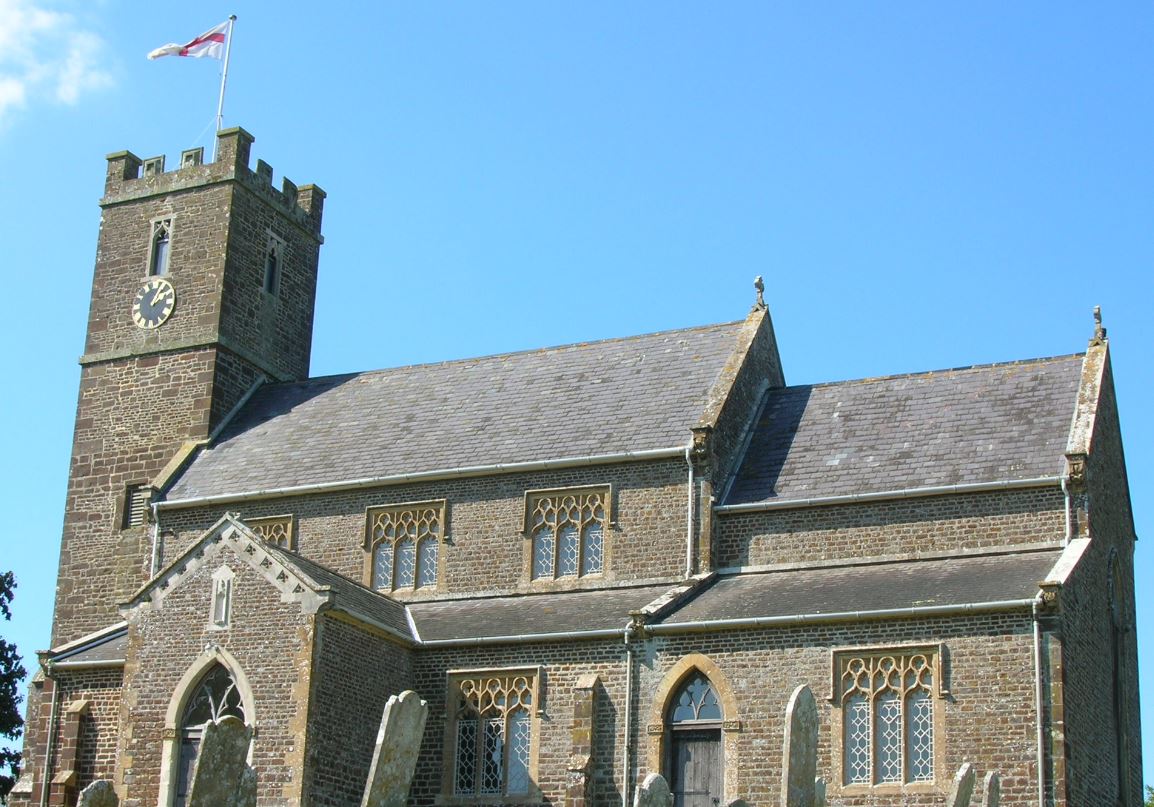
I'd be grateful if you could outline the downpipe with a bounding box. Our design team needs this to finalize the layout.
[685,443,695,578]
[1033,595,1046,807]
[622,621,636,807]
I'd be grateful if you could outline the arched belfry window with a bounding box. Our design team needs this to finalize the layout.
[175,663,247,807]
[666,674,723,807]
[150,219,172,276]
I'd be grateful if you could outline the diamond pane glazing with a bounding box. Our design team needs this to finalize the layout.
[507,710,531,794]
[480,718,504,795]
[557,525,579,577]
[906,688,934,782]
[454,717,477,795]
[417,538,437,588]
[532,526,554,579]
[875,691,902,783]
[582,523,603,575]
[844,694,870,785]
[372,543,393,591]
[396,538,415,587]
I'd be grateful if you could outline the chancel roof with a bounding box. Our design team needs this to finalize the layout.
[656,549,1064,626]
[167,321,746,501]
[724,354,1083,506]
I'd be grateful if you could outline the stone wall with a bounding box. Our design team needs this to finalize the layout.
[301,615,413,807]
[117,545,314,807]
[713,487,1067,570]
[1056,355,1141,807]
[159,458,692,600]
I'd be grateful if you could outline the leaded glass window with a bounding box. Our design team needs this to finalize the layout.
[838,649,937,786]
[175,663,247,807]
[150,219,171,276]
[366,500,444,592]
[526,487,608,581]
[669,675,723,724]
[449,669,538,798]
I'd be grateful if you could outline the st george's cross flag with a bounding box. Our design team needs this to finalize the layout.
[148,20,230,60]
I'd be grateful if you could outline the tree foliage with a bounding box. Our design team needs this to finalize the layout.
[0,571,25,801]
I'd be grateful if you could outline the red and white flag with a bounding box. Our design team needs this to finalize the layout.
[147,20,230,60]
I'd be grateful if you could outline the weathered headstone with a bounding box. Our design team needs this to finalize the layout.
[814,777,826,807]
[780,684,818,807]
[725,799,749,807]
[634,772,673,807]
[360,690,430,807]
[981,771,1000,807]
[946,762,976,807]
[187,715,255,807]
[78,780,119,807]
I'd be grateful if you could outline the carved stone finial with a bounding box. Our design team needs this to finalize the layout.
[753,276,766,311]
[1090,305,1107,346]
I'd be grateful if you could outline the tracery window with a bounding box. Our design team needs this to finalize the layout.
[836,647,939,787]
[366,500,444,592]
[175,663,247,807]
[247,514,294,549]
[150,219,172,276]
[525,486,609,581]
[447,668,539,799]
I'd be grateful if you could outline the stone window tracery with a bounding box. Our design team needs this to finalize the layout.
[835,647,940,788]
[365,500,444,592]
[525,486,609,581]
[174,663,247,807]
[446,668,539,800]
[247,514,294,549]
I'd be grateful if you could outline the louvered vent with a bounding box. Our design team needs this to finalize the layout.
[123,485,152,529]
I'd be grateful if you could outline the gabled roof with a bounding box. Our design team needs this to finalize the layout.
[122,514,414,643]
[724,354,1083,506]
[166,321,746,502]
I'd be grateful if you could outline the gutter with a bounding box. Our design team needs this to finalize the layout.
[714,476,1062,514]
[158,446,688,510]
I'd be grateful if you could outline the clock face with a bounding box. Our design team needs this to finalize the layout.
[131,278,176,329]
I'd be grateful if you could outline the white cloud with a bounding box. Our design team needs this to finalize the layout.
[0,0,113,125]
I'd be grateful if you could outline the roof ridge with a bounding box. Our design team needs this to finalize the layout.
[257,319,746,389]
[787,352,1085,391]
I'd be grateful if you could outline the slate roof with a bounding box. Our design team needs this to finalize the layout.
[656,549,1063,626]
[274,547,414,641]
[408,583,673,642]
[167,322,745,501]
[724,354,1083,505]
[50,626,128,666]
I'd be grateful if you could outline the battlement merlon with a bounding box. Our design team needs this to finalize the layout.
[102,127,325,239]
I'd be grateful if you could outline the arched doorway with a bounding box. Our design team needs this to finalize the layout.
[174,663,247,807]
[666,674,723,807]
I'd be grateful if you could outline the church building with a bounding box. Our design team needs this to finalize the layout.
[10,128,1141,807]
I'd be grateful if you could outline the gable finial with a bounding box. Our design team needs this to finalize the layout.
[1091,305,1107,346]
[753,275,766,311]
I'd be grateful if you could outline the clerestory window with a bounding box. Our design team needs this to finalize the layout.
[247,514,295,549]
[365,500,444,592]
[525,486,609,581]
[835,646,940,788]
[446,668,539,799]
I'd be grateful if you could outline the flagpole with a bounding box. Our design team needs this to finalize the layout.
[212,15,237,160]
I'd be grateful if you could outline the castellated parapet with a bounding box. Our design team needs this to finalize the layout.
[103,127,324,238]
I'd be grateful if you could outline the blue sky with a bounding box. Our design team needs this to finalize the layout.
[1,0,1151,787]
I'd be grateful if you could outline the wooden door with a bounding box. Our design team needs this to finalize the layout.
[670,729,722,807]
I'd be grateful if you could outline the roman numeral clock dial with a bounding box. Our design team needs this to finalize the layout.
[131,277,176,329]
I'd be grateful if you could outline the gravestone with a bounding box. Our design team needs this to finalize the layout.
[78,780,119,807]
[361,690,430,807]
[187,715,255,807]
[725,799,749,807]
[634,772,673,807]
[814,777,825,807]
[780,684,818,807]
[946,762,976,807]
[981,771,1000,807]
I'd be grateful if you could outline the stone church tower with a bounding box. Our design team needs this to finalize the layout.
[53,128,325,645]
